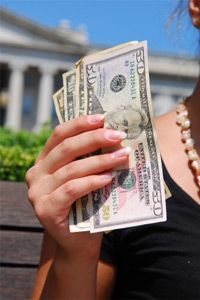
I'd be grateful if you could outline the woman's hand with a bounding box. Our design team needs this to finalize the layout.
[26,114,129,258]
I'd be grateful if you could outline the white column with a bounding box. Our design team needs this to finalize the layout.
[5,62,26,130]
[34,65,55,131]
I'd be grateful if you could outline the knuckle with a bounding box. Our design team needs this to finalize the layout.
[64,182,78,200]
[63,164,75,179]
[25,167,33,184]
[34,202,46,221]
[50,171,59,184]
[53,124,63,140]
[25,163,40,184]
[60,139,71,153]
[27,187,37,204]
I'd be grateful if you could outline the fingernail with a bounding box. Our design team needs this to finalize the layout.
[87,114,105,124]
[111,146,131,158]
[100,172,113,182]
[105,130,127,141]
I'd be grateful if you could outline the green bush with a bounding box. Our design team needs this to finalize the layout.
[0,125,52,182]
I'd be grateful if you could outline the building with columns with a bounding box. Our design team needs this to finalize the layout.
[0,7,199,131]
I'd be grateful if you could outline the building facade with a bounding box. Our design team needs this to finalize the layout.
[0,8,199,131]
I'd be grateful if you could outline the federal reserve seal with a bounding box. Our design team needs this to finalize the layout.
[118,169,136,190]
[110,75,126,93]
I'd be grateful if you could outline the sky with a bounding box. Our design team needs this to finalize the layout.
[1,0,199,57]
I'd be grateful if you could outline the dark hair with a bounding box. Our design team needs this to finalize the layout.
[166,0,200,58]
[168,0,188,27]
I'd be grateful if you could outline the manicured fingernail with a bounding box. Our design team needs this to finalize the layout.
[100,172,113,182]
[105,130,127,141]
[111,146,131,158]
[87,114,105,124]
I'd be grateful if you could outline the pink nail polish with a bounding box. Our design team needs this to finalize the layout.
[105,130,127,141]
[100,172,113,182]
[111,147,131,158]
[87,114,105,124]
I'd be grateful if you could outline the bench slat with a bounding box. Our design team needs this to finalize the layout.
[0,181,41,228]
[0,267,36,300]
[1,230,43,264]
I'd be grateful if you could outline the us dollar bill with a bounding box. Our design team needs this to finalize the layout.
[62,69,90,231]
[82,41,166,232]
[70,42,141,231]
[62,69,76,121]
[53,69,91,231]
[52,83,79,230]
[62,66,91,231]
[75,41,138,115]
[70,62,92,231]
[76,62,86,116]
[53,87,65,123]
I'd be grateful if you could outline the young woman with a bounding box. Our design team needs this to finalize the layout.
[26,0,200,298]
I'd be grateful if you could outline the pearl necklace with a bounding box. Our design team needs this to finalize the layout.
[176,101,200,188]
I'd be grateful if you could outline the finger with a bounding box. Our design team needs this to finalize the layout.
[44,172,114,216]
[42,129,127,174]
[36,114,105,162]
[29,147,130,193]
[32,172,114,230]
[53,147,130,188]
[25,159,43,188]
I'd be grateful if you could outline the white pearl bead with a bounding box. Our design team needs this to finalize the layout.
[181,130,191,141]
[176,104,200,186]
[176,103,186,113]
[176,114,186,125]
[185,138,194,150]
[187,149,198,161]
[191,160,200,174]
[181,119,190,129]
[179,110,188,117]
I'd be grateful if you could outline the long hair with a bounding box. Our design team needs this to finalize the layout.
[166,0,200,59]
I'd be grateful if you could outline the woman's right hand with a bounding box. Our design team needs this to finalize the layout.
[26,114,129,260]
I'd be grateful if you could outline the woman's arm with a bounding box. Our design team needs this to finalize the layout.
[41,237,102,300]
[26,115,126,299]
[31,232,116,300]
[31,232,56,300]
[96,261,117,300]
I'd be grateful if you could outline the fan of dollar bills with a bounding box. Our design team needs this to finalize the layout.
[53,41,167,233]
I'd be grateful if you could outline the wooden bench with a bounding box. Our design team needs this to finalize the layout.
[0,181,43,300]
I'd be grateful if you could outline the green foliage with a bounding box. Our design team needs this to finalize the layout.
[0,125,52,182]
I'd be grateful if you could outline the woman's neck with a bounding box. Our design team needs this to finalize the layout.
[187,77,200,150]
